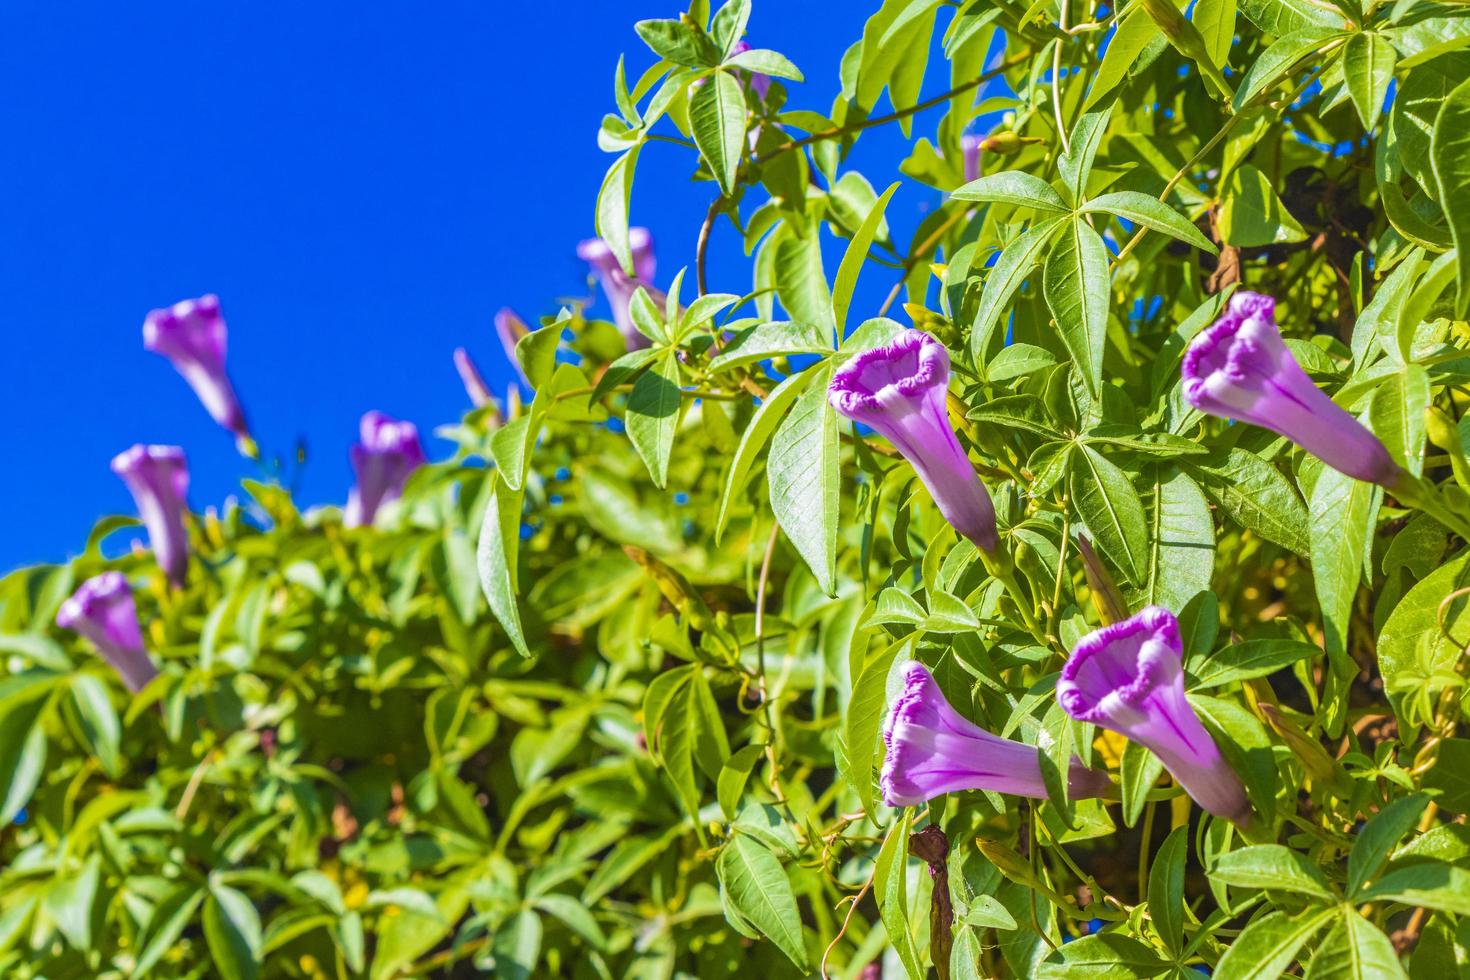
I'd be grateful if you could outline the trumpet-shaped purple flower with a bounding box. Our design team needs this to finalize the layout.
[111,445,190,587]
[1182,291,1398,486]
[1059,607,1249,824]
[453,347,494,408]
[829,330,998,551]
[345,411,427,527]
[577,228,660,351]
[143,295,251,446]
[495,308,532,386]
[961,133,984,183]
[56,573,157,692]
[883,661,1110,806]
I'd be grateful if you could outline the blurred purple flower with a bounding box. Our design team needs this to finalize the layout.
[345,411,427,527]
[883,661,1109,806]
[143,295,251,450]
[1059,606,1249,824]
[56,572,156,692]
[730,40,771,98]
[1183,291,1398,485]
[453,347,494,408]
[577,227,660,351]
[111,445,190,587]
[961,133,984,183]
[829,330,998,552]
[495,308,532,386]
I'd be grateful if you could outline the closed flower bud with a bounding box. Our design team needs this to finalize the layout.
[56,572,157,692]
[345,412,427,528]
[143,295,251,449]
[111,445,190,587]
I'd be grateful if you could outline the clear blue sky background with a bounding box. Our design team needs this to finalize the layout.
[1,2,969,571]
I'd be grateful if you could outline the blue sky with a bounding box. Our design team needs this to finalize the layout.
[1,2,968,571]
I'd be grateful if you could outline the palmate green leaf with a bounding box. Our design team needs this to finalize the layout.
[1043,219,1111,398]
[970,219,1063,361]
[477,474,529,657]
[951,171,1068,211]
[716,369,813,541]
[1346,794,1428,898]
[1210,844,1336,899]
[773,225,836,338]
[769,362,840,595]
[635,18,723,67]
[1071,446,1148,587]
[1304,911,1406,980]
[204,883,263,980]
[1214,908,1336,980]
[1148,826,1189,954]
[1187,448,1310,556]
[833,181,899,335]
[1185,638,1319,688]
[1141,467,1215,611]
[1034,932,1170,977]
[1431,76,1470,318]
[626,348,682,488]
[1079,192,1217,253]
[1359,863,1470,915]
[1219,163,1310,246]
[716,834,811,971]
[1344,31,1395,129]
[690,70,746,196]
[708,320,831,372]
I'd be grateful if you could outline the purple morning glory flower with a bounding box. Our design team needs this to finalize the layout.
[111,445,190,587]
[883,661,1110,806]
[56,572,157,692]
[345,411,427,528]
[961,134,983,183]
[494,308,532,386]
[577,227,660,351]
[1182,291,1398,486]
[1058,606,1249,824]
[829,330,998,552]
[143,295,251,449]
[453,347,494,408]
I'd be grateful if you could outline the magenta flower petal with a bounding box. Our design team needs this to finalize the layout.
[577,227,659,351]
[454,347,494,408]
[56,572,156,692]
[1182,291,1398,485]
[111,445,190,587]
[143,295,250,442]
[1059,606,1249,823]
[961,134,984,184]
[883,661,1109,806]
[494,308,532,387]
[829,330,998,551]
[345,411,427,528]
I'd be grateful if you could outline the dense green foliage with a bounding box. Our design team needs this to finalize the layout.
[6,0,1470,975]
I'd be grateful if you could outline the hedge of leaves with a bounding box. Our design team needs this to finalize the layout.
[6,0,1470,976]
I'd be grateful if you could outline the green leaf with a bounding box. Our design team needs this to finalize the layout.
[708,320,831,371]
[769,364,840,594]
[716,369,813,540]
[961,895,1018,930]
[1149,826,1189,954]
[1186,638,1319,688]
[952,171,1068,211]
[718,744,766,820]
[1058,106,1113,202]
[1187,448,1310,555]
[132,887,206,977]
[204,883,263,980]
[594,147,640,276]
[1369,366,1430,477]
[774,227,836,338]
[1121,739,1166,828]
[1359,863,1470,915]
[1193,0,1238,66]
[1236,0,1343,35]
[1214,909,1336,980]
[988,343,1059,381]
[514,322,561,389]
[44,854,100,951]
[1034,932,1170,977]
[69,673,121,778]
[1347,794,1429,898]
[0,678,54,824]
[1219,162,1310,246]
[626,349,682,488]
[832,182,899,335]
[477,475,529,657]
[726,47,803,80]
[1143,468,1215,611]
[635,18,722,67]
[690,70,746,196]
[1304,912,1407,980]
[1043,219,1111,398]
[1431,76,1470,318]
[1210,844,1336,899]
[1080,191,1218,253]
[970,220,1063,360]
[1310,466,1379,733]
[1379,556,1470,723]
[488,909,543,980]
[873,812,925,979]
[1233,28,1341,110]
[1344,32,1396,129]
[845,639,905,818]
[716,835,810,970]
[1072,446,1148,586]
